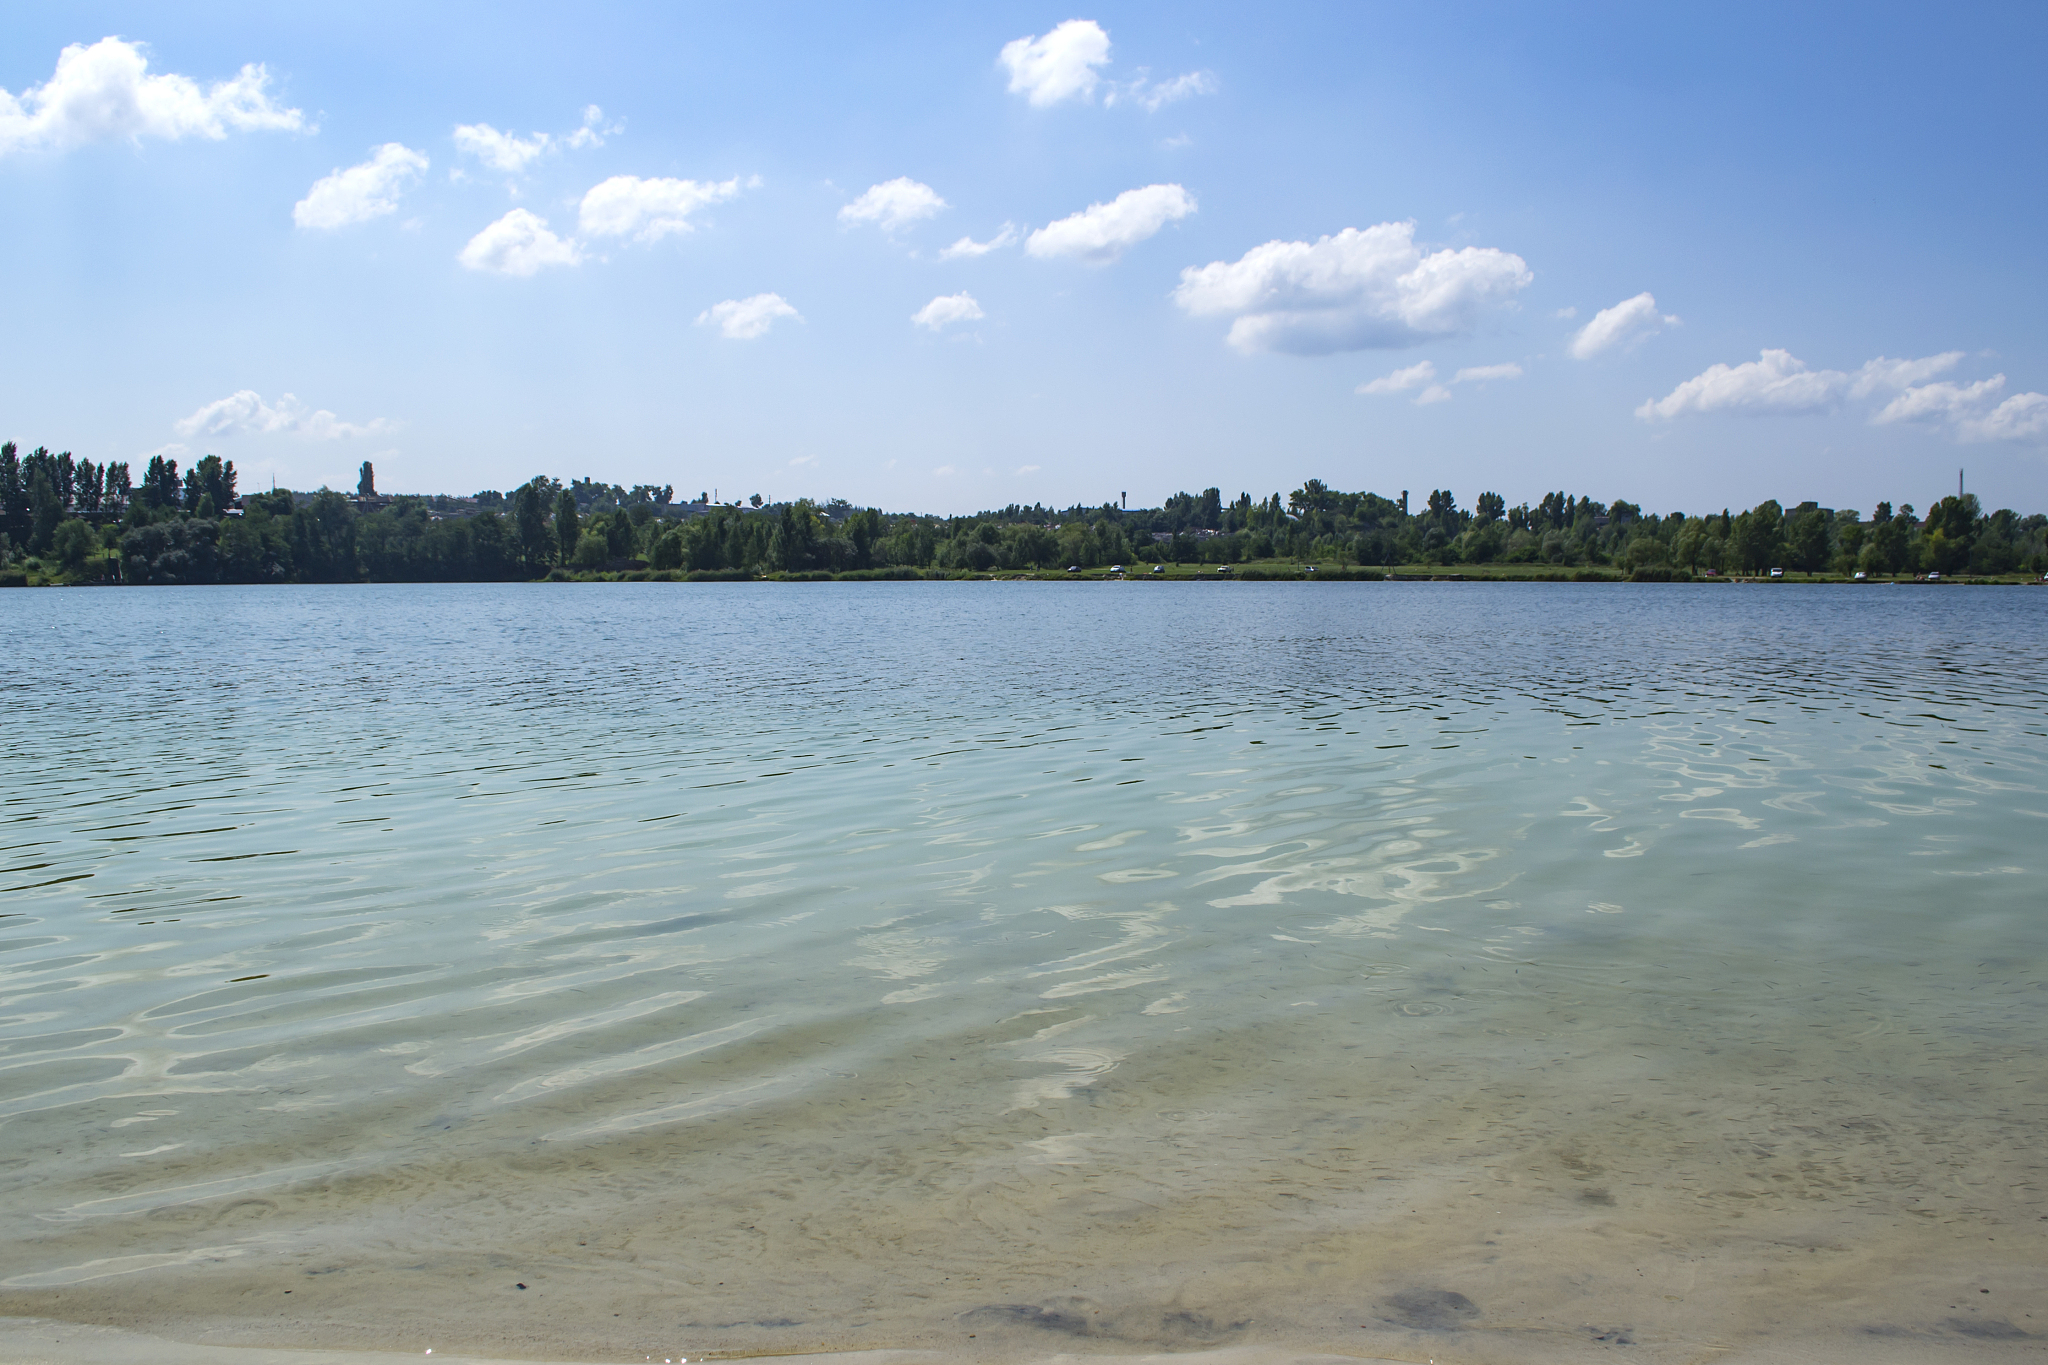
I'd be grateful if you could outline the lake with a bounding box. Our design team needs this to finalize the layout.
[1,581,2043,1364]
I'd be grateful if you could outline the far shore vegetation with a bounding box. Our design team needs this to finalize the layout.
[4,444,2044,588]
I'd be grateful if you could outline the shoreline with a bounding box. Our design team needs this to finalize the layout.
[9,563,2043,588]
[1,1315,2032,1365]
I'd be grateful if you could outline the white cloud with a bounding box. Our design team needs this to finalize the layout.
[1849,351,1966,396]
[1872,371,2048,443]
[458,208,582,275]
[839,177,947,232]
[1358,361,1436,395]
[565,105,612,149]
[293,143,428,230]
[1638,348,2046,441]
[1959,392,2048,442]
[174,391,388,441]
[453,123,549,174]
[1110,69,1217,111]
[1569,292,1679,358]
[999,20,1112,107]
[1359,359,1521,406]
[1027,183,1196,263]
[1175,221,1533,356]
[940,224,1018,259]
[0,36,302,155]
[696,293,800,340]
[1635,349,1846,419]
[1873,375,2006,424]
[580,175,742,241]
[912,292,984,331]
[1454,362,1523,383]
[453,107,614,174]
[1017,464,1041,474]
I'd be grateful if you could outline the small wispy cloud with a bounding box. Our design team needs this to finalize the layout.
[940,224,1018,260]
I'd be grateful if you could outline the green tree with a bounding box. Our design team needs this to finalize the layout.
[472,510,515,579]
[1783,504,1830,572]
[603,507,635,558]
[0,442,22,545]
[1731,500,1783,571]
[554,489,580,565]
[845,507,882,569]
[140,454,180,510]
[187,455,237,513]
[514,481,551,572]
[52,517,93,574]
[28,471,61,553]
[1920,495,1977,573]
[770,499,821,572]
[291,489,358,581]
[572,530,609,568]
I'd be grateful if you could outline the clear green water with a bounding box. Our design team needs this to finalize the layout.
[1,582,2043,1362]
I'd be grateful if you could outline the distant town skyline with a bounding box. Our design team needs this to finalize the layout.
[3,2,2044,516]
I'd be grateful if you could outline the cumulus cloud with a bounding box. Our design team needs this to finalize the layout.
[1175,221,1533,356]
[999,20,1112,106]
[454,106,613,174]
[1569,292,1679,358]
[940,224,1018,259]
[1638,348,2046,441]
[293,143,428,230]
[458,208,582,275]
[1872,375,2005,424]
[1957,393,2048,442]
[0,36,302,155]
[1873,374,2048,443]
[579,174,741,241]
[1027,183,1195,263]
[697,293,800,340]
[1636,349,1851,419]
[175,391,388,441]
[1357,359,1520,405]
[839,177,947,232]
[1109,69,1217,111]
[912,292,984,331]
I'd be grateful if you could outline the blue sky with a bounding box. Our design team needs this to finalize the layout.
[4,2,2045,515]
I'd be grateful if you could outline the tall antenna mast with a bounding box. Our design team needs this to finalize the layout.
[1959,468,1964,499]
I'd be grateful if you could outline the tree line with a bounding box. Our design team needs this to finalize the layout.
[4,442,2043,585]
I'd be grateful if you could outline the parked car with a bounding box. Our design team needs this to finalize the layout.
[1769,567,1784,578]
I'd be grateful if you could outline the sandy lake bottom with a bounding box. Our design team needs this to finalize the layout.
[1,582,2042,1362]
